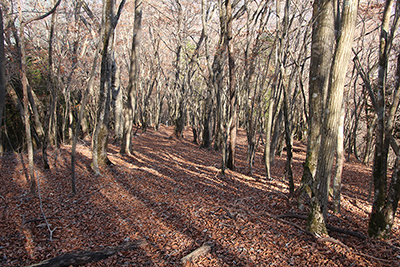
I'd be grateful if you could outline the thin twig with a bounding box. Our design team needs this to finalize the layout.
[36,171,57,241]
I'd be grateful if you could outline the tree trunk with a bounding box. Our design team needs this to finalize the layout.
[300,0,335,194]
[19,4,36,195]
[283,86,294,193]
[226,0,237,171]
[369,36,400,239]
[332,103,345,214]
[0,7,5,155]
[121,0,142,155]
[112,62,123,141]
[307,0,358,235]
[92,0,115,174]
[71,30,103,194]
[17,0,61,193]
[42,1,58,170]
[213,0,226,153]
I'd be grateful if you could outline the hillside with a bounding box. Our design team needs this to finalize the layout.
[0,126,399,266]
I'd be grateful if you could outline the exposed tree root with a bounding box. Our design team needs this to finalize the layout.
[273,213,395,264]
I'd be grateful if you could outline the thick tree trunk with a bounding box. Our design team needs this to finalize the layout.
[307,0,358,235]
[300,0,335,193]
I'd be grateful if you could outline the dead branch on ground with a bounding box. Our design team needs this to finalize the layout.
[181,242,212,266]
[26,239,147,267]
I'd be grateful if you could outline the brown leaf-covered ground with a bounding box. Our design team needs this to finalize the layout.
[1,125,399,266]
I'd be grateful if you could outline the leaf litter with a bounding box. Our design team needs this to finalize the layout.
[0,125,399,266]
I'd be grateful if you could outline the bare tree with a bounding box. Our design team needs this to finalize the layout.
[121,0,142,154]
[226,0,237,171]
[17,0,61,194]
[368,0,400,239]
[92,0,126,173]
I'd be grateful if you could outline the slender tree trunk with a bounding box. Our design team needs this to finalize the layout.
[265,0,285,180]
[213,0,226,153]
[369,44,400,238]
[42,1,58,170]
[19,3,36,194]
[112,63,123,141]
[71,35,102,194]
[283,85,294,193]
[332,103,345,213]
[0,7,5,155]
[17,0,61,193]
[264,83,277,180]
[226,0,237,171]
[92,0,115,174]
[121,0,142,154]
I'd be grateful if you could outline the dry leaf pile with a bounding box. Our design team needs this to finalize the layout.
[0,125,399,266]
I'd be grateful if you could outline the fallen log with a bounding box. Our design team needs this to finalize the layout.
[27,239,147,267]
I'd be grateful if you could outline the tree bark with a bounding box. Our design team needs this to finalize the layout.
[369,34,400,238]
[283,86,294,193]
[112,62,123,141]
[121,0,142,154]
[332,103,345,214]
[71,27,103,194]
[92,0,127,172]
[307,0,358,235]
[0,7,5,155]
[226,0,237,171]
[42,0,58,170]
[300,0,335,194]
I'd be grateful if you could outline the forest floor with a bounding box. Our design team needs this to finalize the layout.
[0,125,399,266]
